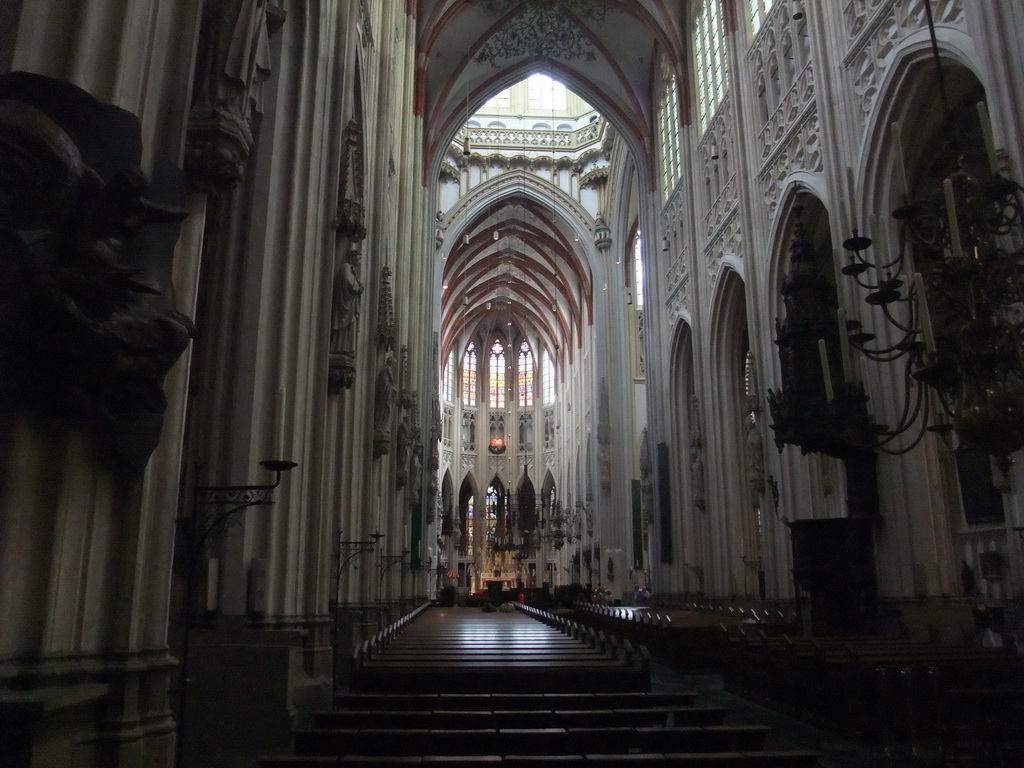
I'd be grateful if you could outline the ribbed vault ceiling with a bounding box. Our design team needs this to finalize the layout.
[421,0,687,363]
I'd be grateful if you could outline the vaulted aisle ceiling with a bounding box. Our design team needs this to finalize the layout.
[420,0,686,360]
[418,0,686,167]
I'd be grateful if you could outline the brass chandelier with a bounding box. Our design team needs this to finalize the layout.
[838,0,1024,472]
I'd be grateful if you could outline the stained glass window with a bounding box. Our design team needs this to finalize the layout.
[657,59,681,197]
[518,341,534,407]
[465,496,474,556]
[695,0,729,133]
[634,231,645,307]
[489,340,506,408]
[486,486,499,543]
[443,350,454,402]
[462,343,477,406]
[542,349,555,405]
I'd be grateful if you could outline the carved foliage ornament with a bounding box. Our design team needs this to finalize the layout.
[470,0,607,66]
[0,72,195,471]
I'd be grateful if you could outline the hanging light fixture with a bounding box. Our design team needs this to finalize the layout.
[462,89,472,156]
[837,0,1024,472]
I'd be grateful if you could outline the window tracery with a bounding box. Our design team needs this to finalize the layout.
[462,342,477,406]
[695,0,729,133]
[489,340,506,408]
[518,341,534,407]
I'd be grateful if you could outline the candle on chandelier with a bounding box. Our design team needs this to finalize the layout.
[276,386,286,458]
[943,178,963,259]
[891,122,909,199]
[913,272,937,354]
[818,339,835,402]
[837,308,852,384]
[832,248,845,293]
[846,166,857,231]
[872,215,887,284]
[976,102,999,174]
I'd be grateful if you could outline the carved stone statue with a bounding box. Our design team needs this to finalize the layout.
[372,349,397,457]
[330,247,363,354]
[328,247,364,392]
[409,443,423,509]
[0,72,194,472]
[186,0,273,190]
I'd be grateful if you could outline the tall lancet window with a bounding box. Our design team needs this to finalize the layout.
[695,0,729,133]
[657,57,681,198]
[462,342,477,406]
[542,349,555,405]
[486,486,499,542]
[633,231,645,307]
[443,350,454,403]
[489,340,506,408]
[749,0,776,35]
[518,341,534,407]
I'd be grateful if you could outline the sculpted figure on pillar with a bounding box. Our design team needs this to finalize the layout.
[328,247,364,391]
[186,0,273,191]
[372,349,397,457]
[409,443,424,509]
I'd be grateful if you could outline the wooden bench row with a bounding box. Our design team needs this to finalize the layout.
[514,603,651,669]
[262,751,821,767]
[334,692,699,711]
[351,602,433,671]
[292,724,772,757]
[569,605,726,670]
[312,707,728,730]
[262,750,821,767]
[723,628,1024,746]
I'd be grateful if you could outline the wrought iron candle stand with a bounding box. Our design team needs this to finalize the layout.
[377,549,409,627]
[329,532,378,704]
[175,458,297,768]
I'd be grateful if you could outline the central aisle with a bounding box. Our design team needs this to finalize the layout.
[352,605,650,693]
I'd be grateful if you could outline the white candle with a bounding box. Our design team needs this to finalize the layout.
[832,247,845,291]
[891,122,908,199]
[859,358,872,400]
[206,558,219,611]
[873,216,887,284]
[943,178,963,259]
[276,386,286,458]
[818,339,835,402]
[866,215,882,285]
[837,308,852,384]
[846,166,857,230]
[976,102,998,174]
[913,272,937,354]
[840,198,851,237]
